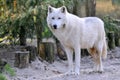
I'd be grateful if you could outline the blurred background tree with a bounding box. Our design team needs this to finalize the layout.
[85,0,96,16]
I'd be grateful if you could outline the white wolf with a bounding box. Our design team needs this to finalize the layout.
[47,6,107,75]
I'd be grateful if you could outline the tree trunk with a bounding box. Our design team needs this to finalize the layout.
[108,32,115,49]
[73,0,83,17]
[115,33,120,47]
[19,26,26,46]
[34,18,42,57]
[73,0,82,17]
[85,0,96,17]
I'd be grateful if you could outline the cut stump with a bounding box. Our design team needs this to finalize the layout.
[57,43,67,60]
[14,51,29,68]
[25,46,37,62]
[39,42,55,63]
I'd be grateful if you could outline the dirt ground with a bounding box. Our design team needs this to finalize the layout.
[1,46,120,80]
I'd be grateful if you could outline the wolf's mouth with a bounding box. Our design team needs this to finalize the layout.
[50,24,66,30]
[49,24,55,30]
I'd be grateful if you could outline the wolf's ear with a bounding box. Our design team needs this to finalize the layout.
[48,5,53,13]
[61,6,67,13]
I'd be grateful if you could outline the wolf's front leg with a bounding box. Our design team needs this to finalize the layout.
[64,46,74,74]
[74,46,81,75]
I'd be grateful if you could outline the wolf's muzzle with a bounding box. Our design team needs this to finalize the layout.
[53,25,57,29]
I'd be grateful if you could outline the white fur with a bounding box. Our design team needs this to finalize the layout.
[47,6,107,75]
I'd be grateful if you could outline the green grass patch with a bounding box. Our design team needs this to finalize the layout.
[0,74,7,80]
[4,64,16,76]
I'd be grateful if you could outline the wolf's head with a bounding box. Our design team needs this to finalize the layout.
[47,6,67,30]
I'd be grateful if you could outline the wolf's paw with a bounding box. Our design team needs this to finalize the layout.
[74,67,80,75]
[93,65,104,73]
[65,71,80,76]
[93,68,104,74]
[97,70,104,73]
[72,72,80,75]
[66,70,80,75]
[65,70,74,75]
[74,71,80,75]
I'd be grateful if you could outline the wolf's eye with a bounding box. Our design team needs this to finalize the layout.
[58,17,61,19]
[52,17,55,20]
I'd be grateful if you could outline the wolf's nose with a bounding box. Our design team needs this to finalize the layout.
[53,25,57,29]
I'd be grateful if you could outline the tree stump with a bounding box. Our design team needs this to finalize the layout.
[14,51,29,68]
[81,49,89,57]
[108,32,115,49]
[115,33,120,47]
[57,43,67,60]
[0,59,7,73]
[39,42,55,63]
[25,46,37,62]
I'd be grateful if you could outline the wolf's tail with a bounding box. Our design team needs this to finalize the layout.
[102,39,107,59]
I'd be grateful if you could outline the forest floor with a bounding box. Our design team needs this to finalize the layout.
[1,46,120,80]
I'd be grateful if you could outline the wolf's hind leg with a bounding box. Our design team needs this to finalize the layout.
[88,47,103,72]
[96,43,104,72]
